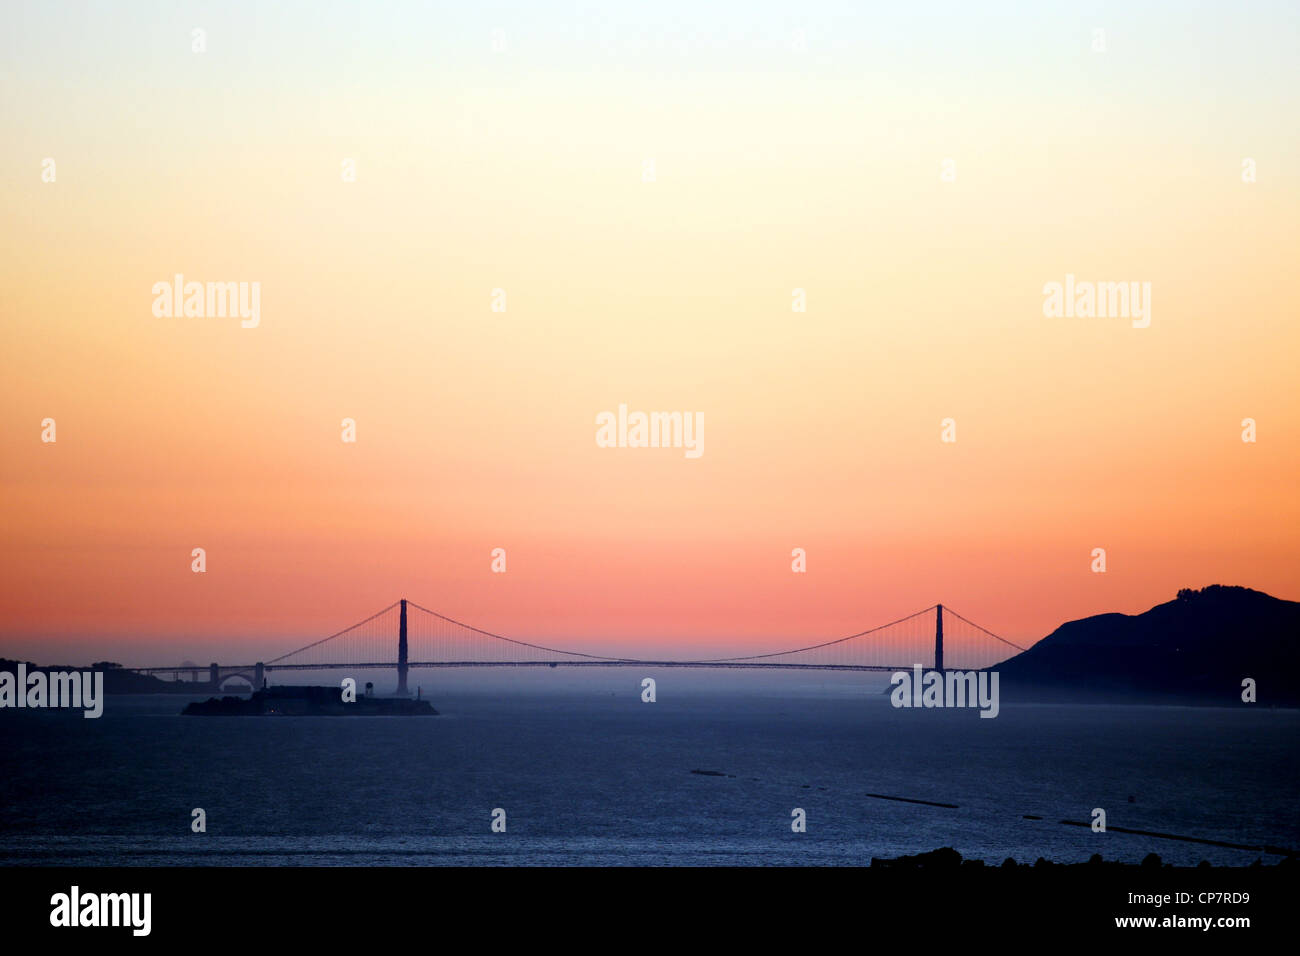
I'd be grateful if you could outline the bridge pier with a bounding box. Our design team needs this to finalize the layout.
[254,662,264,689]
[935,604,944,672]
[397,599,409,696]
[209,662,219,687]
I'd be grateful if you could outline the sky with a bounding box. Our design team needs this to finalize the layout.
[1,1,1298,665]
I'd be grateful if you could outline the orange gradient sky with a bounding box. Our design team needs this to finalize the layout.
[2,3,1298,664]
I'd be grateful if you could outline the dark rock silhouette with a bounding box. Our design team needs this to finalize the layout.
[995,585,1300,705]
[871,846,964,869]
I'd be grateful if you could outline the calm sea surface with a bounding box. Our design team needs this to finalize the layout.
[1,670,1295,866]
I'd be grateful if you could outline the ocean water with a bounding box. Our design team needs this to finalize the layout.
[1,670,1296,866]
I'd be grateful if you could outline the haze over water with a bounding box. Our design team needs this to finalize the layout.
[2,671,1294,866]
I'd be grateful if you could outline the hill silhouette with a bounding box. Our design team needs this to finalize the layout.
[0,659,190,694]
[996,585,1300,705]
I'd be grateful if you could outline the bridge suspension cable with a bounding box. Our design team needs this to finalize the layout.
[692,605,940,664]
[192,598,1026,675]
[264,601,400,665]
[405,601,644,663]
[943,606,1027,652]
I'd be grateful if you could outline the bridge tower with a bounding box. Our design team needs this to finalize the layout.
[934,604,944,672]
[397,598,409,696]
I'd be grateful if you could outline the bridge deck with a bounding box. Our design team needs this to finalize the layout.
[133,661,926,674]
[127,601,1023,678]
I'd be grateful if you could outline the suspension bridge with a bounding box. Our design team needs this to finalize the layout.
[128,601,1027,693]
